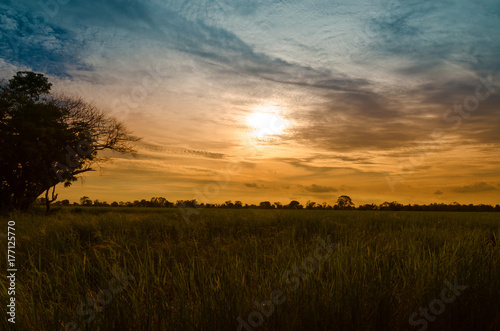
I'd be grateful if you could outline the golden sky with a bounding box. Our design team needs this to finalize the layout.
[1,0,499,205]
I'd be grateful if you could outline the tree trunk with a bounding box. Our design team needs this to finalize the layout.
[45,189,51,215]
[44,185,58,215]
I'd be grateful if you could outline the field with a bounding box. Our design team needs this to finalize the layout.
[1,208,500,331]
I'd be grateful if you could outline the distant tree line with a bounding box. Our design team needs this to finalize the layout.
[37,195,500,212]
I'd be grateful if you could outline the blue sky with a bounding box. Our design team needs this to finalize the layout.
[1,0,499,205]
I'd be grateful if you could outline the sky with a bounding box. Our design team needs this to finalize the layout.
[1,0,500,205]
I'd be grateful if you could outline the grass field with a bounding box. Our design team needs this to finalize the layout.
[1,208,500,330]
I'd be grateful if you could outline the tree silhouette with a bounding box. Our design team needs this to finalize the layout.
[0,71,140,212]
[79,196,92,206]
[336,195,354,210]
[44,195,499,212]
[259,201,272,209]
[306,200,317,209]
[286,200,302,209]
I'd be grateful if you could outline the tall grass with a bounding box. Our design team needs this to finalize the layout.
[1,209,499,330]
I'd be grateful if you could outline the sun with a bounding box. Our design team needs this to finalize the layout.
[247,107,287,139]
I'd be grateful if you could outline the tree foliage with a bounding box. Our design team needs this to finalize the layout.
[0,71,140,211]
[336,195,354,210]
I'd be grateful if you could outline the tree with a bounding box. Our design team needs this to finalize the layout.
[286,200,302,209]
[0,71,140,213]
[259,201,272,209]
[306,200,316,209]
[336,195,354,210]
[359,203,377,210]
[7,71,52,100]
[80,196,92,206]
[151,197,168,207]
[176,199,197,208]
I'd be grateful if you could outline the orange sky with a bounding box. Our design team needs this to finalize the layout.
[2,1,499,206]
[48,72,500,206]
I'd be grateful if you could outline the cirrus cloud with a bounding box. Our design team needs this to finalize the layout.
[452,182,497,193]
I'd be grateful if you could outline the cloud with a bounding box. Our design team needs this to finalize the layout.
[0,3,91,76]
[137,141,225,159]
[368,0,500,75]
[169,148,225,159]
[277,157,382,178]
[452,182,497,193]
[244,182,268,189]
[1,0,386,99]
[2,0,500,206]
[304,184,337,193]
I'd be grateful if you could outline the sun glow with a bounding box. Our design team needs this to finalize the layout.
[247,106,287,139]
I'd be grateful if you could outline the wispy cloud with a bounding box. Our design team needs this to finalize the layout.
[2,0,499,204]
[452,182,497,193]
[137,141,225,159]
[304,184,338,193]
[244,182,268,189]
